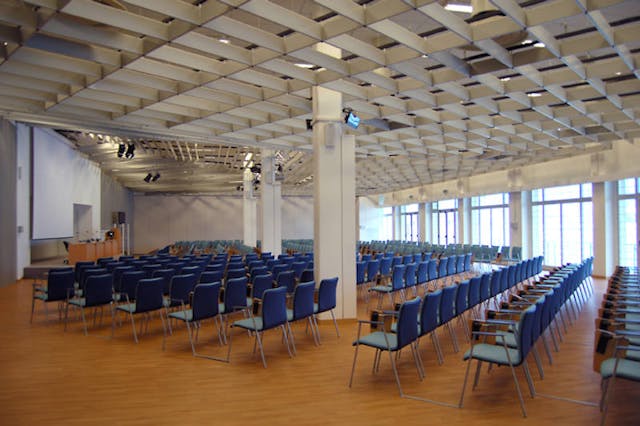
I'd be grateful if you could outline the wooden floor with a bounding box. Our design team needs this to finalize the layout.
[1,274,638,425]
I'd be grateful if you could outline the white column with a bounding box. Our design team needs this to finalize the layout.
[520,190,532,259]
[460,197,471,244]
[424,202,433,242]
[243,168,257,248]
[418,203,426,243]
[260,149,281,257]
[313,85,357,320]
[593,181,616,277]
[509,191,523,249]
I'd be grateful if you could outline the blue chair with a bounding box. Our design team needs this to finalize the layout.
[31,269,75,323]
[439,285,459,353]
[426,259,438,291]
[286,281,319,353]
[167,282,227,360]
[164,274,198,332]
[251,274,274,301]
[117,270,146,304]
[152,268,177,295]
[64,273,114,335]
[419,289,444,365]
[404,263,418,297]
[370,265,406,309]
[314,277,340,341]
[200,270,223,284]
[356,261,367,296]
[271,263,288,278]
[300,269,314,284]
[454,280,471,341]
[349,297,422,396]
[292,261,308,281]
[115,277,167,345]
[229,286,292,368]
[226,267,246,281]
[416,261,428,293]
[275,270,296,294]
[219,277,251,342]
[438,258,449,286]
[459,305,537,417]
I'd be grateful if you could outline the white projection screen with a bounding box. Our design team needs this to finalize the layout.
[32,128,100,240]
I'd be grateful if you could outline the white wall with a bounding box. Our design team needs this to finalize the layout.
[133,194,314,254]
[358,196,385,241]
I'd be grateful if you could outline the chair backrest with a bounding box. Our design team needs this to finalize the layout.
[456,255,465,274]
[142,263,162,278]
[516,305,537,363]
[120,270,146,301]
[416,261,428,285]
[479,273,491,302]
[463,253,472,272]
[84,274,113,307]
[317,277,338,312]
[298,269,313,283]
[356,261,367,285]
[74,261,96,283]
[427,259,438,281]
[47,269,75,301]
[292,261,308,280]
[272,263,289,278]
[447,256,457,275]
[379,257,393,276]
[191,282,222,322]
[467,276,481,308]
[181,265,203,280]
[455,280,470,315]
[366,260,380,282]
[489,269,502,298]
[500,266,509,293]
[261,286,288,330]
[134,277,165,313]
[224,276,248,313]
[402,255,413,264]
[252,274,273,300]
[396,297,421,350]
[207,263,225,273]
[276,270,296,294]
[439,285,458,324]
[292,281,315,320]
[420,289,442,336]
[438,257,449,277]
[391,265,406,291]
[404,263,417,287]
[200,270,223,284]
[81,268,108,290]
[226,268,246,281]
[152,268,177,294]
[169,274,198,305]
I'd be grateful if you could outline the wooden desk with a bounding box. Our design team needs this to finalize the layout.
[68,240,120,265]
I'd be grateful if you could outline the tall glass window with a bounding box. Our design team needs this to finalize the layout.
[431,199,458,245]
[399,204,419,242]
[381,207,393,241]
[531,184,593,265]
[618,178,640,267]
[471,193,510,247]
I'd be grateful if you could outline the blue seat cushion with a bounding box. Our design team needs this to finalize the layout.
[233,317,264,332]
[168,309,193,322]
[116,303,136,313]
[463,343,522,365]
[68,297,87,307]
[353,331,398,351]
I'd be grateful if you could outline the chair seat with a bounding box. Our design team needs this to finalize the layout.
[369,285,392,293]
[34,293,50,301]
[601,357,640,380]
[168,309,193,322]
[353,331,398,351]
[116,303,136,313]
[463,343,522,365]
[68,297,87,307]
[233,317,264,332]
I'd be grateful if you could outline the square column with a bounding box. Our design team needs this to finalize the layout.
[593,181,615,277]
[313,86,356,320]
[260,149,282,257]
[243,168,257,248]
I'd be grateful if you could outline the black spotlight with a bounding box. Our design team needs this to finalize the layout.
[125,143,135,159]
[306,119,313,130]
[117,143,125,158]
[151,172,160,182]
[144,173,152,183]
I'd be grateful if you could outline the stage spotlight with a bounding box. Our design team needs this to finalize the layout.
[125,143,135,159]
[117,143,125,158]
[344,109,360,129]
[144,173,152,183]
[151,172,160,182]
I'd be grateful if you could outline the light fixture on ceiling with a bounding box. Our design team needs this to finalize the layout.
[219,38,230,44]
[444,3,473,13]
[294,63,314,69]
[143,173,152,183]
[534,42,545,48]
[117,143,125,158]
[527,92,542,97]
[343,108,360,129]
[151,172,160,182]
[500,77,511,82]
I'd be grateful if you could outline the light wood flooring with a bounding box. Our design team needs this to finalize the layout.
[1,274,638,425]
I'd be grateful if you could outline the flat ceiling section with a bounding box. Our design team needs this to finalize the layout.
[0,0,638,195]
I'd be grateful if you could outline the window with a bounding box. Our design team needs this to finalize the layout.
[471,193,509,247]
[399,204,419,242]
[431,199,458,245]
[618,178,640,267]
[531,184,593,265]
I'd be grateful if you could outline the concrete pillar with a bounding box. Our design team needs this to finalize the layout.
[593,181,616,277]
[312,84,357,320]
[460,197,471,244]
[418,203,426,243]
[243,168,257,248]
[509,191,523,250]
[260,149,282,257]
[424,202,433,242]
[520,191,532,259]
